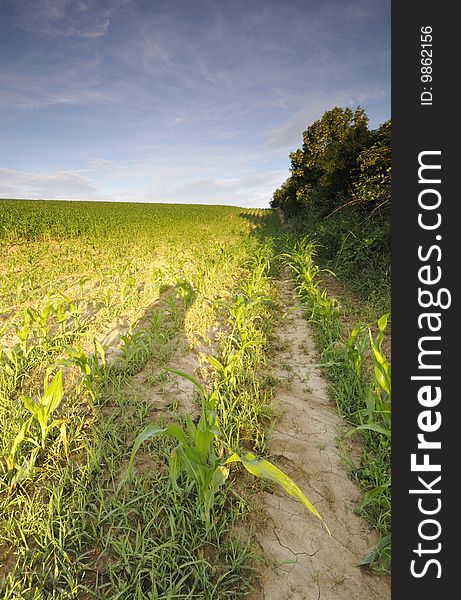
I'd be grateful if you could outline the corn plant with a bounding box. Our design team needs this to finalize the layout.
[13,300,82,362]
[174,278,197,308]
[26,304,53,342]
[313,290,340,336]
[60,338,107,400]
[0,345,23,396]
[281,237,339,335]
[206,341,261,388]
[100,287,115,310]
[14,309,33,358]
[362,313,391,435]
[5,370,68,483]
[346,321,369,378]
[54,297,80,335]
[344,314,391,441]
[119,329,152,372]
[123,369,329,534]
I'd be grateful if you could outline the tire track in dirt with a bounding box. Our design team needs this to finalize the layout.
[251,271,390,599]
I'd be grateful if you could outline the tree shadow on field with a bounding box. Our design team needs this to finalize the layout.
[238,208,283,246]
[101,278,198,407]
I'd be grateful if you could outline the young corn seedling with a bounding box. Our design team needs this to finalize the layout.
[122,369,329,535]
[174,278,197,308]
[0,345,23,396]
[26,304,53,343]
[5,370,68,484]
[365,313,391,434]
[119,329,152,372]
[206,342,261,390]
[60,338,107,400]
[54,298,80,336]
[347,314,391,438]
[346,321,369,378]
[14,309,33,359]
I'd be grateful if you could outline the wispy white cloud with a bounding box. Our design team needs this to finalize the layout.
[0,88,111,110]
[0,52,110,109]
[10,0,125,38]
[134,170,287,207]
[265,87,388,149]
[86,158,115,169]
[0,167,103,200]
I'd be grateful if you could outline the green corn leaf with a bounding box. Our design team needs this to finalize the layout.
[211,465,229,490]
[180,445,204,467]
[373,363,391,396]
[64,346,82,359]
[176,445,210,488]
[37,414,48,447]
[42,370,64,417]
[21,394,39,418]
[377,313,389,332]
[11,447,39,486]
[4,348,16,365]
[94,338,106,366]
[49,418,63,432]
[224,452,329,533]
[8,418,33,467]
[370,339,388,369]
[184,414,197,441]
[195,428,214,462]
[117,423,188,493]
[128,423,187,471]
[346,423,391,438]
[23,436,41,448]
[205,355,225,373]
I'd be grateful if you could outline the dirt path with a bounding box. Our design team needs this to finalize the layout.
[251,271,390,599]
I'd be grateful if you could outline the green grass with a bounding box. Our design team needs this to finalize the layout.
[285,204,391,318]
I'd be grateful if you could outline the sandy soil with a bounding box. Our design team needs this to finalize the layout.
[250,271,390,600]
[128,344,202,422]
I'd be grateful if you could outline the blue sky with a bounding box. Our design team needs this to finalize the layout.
[0,0,390,207]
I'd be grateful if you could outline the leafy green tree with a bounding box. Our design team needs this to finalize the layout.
[294,107,370,212]
[271,107,390,223]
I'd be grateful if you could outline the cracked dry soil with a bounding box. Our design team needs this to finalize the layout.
[250,272,390,600]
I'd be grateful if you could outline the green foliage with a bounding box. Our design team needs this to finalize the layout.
[295,106,370,211]
[270,108,391,304]
[273,106,371,215]
[360,314,391,436]
[354,120,391,215]
[210,246,276,452]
